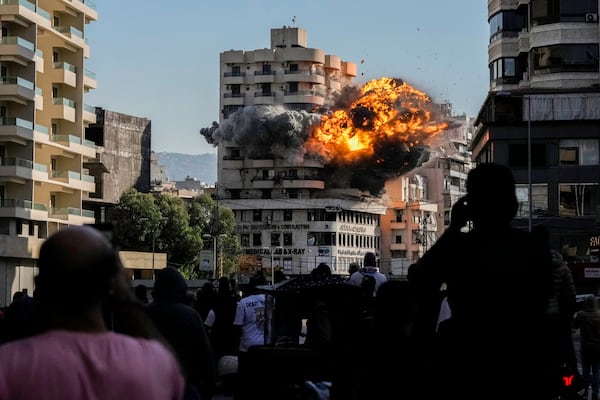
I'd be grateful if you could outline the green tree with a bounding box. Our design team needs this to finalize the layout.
[188,193,242,278]
[155,194,202,269]
[110,189,162,251]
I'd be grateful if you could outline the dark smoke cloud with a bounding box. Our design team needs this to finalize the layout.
[200,105,321,161]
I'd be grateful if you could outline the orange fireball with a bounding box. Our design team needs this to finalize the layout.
[306,77,448,163]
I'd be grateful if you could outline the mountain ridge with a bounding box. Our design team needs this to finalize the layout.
[156,152,217,184]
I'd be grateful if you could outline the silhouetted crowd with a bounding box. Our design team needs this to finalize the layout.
[0,163,593,400]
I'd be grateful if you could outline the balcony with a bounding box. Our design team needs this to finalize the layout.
[83,104,96,124]
[52,61,77,87]
[390,221,407,230]
[34,49,43,72]
[0,117,34,144]
[283,69,325,85]
[0,198,47,219]
[35,87,43,110]
[0,157,37,181]
[252,71,276,84]
[49,206,95,224]
[0,36,35,64]
[71,0,98,22]
[49,133,96,158]
[50,169,95,191]
[253,92,275,105]
[83,68,97,90]
[54,25,85,48]
[51,97,76,122]
[283,90,326,105]
[390,243,407,251]
[0,76,35,103]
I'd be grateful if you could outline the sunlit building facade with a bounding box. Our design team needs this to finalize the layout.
[0,0,98,303]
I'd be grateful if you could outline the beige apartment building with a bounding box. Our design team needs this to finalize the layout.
[0,0,97,304]
[215,26,387,276]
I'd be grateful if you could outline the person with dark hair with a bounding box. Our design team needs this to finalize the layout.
[205,277,239,363]
[0,225,185,399]
[347,252,387,296]
[147,267,217,400]
[134,284,149,305]
[408,163,555,400]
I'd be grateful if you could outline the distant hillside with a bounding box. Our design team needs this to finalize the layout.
[156,152,217,184]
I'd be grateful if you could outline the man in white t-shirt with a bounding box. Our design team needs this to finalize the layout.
[232,275,266,400]
[347,252,387,296]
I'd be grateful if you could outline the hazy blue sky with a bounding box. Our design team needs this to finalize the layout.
[85,0,489,155]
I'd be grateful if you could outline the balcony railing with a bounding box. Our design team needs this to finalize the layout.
[254,71,276,76]
[0,36,35,51]
[52,61,77,73]
[52,97,76,108]
[76,0,96,10]
[0,117,34,130]
[0,76,34,90]
[55,26,83,39]
[224,71,245,77]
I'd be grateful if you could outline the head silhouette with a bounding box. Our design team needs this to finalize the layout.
[35,225,121,317]
[466,163,518,229]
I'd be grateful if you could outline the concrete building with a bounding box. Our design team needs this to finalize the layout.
[0,0,97,304]
[84,108,151,220]
[215,26,387,276]
[474,1,600,263]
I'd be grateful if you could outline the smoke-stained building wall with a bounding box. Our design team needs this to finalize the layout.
[84,108,151,220]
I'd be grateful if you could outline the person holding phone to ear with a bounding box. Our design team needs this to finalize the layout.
[407,163,556,400]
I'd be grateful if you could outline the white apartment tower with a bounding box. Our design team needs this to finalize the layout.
[216,26,386,276]
[0,0,98,303]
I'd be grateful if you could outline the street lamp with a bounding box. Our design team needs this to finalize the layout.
[203,233,228,279]
[140,216,168,280]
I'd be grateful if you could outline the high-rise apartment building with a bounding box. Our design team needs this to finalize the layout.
[214,26,386,276]
[0,0,97,303]
[474,1,600,263]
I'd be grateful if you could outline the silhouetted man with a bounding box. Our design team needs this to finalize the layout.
[408,163,554,400]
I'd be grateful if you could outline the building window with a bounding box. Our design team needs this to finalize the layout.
[253,210,262,222]
[559,183,600,216]
[283,232,292,246]
[533,44,599,75]
[252,233,262,246]
[284,209,293,221]
[508,143,547,167]
[241,234,250,246]
[516,184,548,218]
[560,139,599,166]
[261,189,271,199]
[395,235,402,244]
[271,232,281,246]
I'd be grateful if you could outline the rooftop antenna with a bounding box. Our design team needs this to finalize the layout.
[292,16,297,27]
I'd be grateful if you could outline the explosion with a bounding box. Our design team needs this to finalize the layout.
[200,77,450,196]
[306,77,447,163]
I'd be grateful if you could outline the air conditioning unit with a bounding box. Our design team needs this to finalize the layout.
[586,13,598,22]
